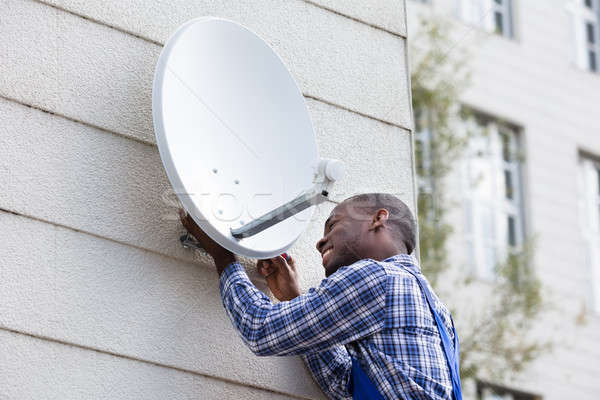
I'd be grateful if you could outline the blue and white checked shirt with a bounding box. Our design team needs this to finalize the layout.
[219,253,456,400]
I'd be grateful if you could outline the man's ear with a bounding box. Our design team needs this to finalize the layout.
[369,209,389,231]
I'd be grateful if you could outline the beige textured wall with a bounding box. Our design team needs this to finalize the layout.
[0,0,414,398]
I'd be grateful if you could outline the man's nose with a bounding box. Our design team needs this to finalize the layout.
[316,236,327,253]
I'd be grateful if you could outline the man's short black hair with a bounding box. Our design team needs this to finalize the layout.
[344,193,416,254]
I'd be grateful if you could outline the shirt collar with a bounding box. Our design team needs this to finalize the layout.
[381,253,421,272]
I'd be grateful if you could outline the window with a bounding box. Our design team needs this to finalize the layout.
[414,108,437,224]
[456,0,514,38]
[460,115,524,279]
[414,108,434,195]
[571,0,600,73]
[491,0,513,37]
[477,381,541,400]
[578,155,600,312]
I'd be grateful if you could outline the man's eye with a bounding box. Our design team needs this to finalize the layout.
[328,221,335,230]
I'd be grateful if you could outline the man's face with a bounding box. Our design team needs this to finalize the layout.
[316,202,367,277]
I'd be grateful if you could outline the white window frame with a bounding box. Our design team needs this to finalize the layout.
[578,155,600,313]
[460,116,524,280]
[570,0,600,73]
[456,0,514,38]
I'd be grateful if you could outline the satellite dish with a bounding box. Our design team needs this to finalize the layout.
[153,17,344,258]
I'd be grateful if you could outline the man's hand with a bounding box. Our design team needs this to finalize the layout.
[178,208,237,275]
[257,256,301,301]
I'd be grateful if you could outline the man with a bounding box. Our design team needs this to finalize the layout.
[179,193,461,400]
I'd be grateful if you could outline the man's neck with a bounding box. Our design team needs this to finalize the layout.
[370,247,407,262]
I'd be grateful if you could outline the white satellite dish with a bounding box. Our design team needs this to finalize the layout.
[152,17,345,258]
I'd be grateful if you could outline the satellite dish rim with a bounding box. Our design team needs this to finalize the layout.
[152,16,318,259]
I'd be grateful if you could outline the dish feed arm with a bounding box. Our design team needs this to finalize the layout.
[230,159,345,240]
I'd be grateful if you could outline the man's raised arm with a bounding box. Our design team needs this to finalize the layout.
[218,258,387,356]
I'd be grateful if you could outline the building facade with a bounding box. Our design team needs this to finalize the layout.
[408,0,600,399]
[0,0,414,399]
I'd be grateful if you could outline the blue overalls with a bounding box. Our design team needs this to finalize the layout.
[349,267,463,400]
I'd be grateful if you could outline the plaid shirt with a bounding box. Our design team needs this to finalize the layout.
[219,254,455,400]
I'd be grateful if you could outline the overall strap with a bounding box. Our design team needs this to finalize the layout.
[350,356,386,400]
[403,267,463,400]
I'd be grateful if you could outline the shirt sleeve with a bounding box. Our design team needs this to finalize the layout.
[301,346,353,400]
[219,260,387,357]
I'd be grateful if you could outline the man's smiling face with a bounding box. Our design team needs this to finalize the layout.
[314,193,416,277]
[316,202,366,277]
